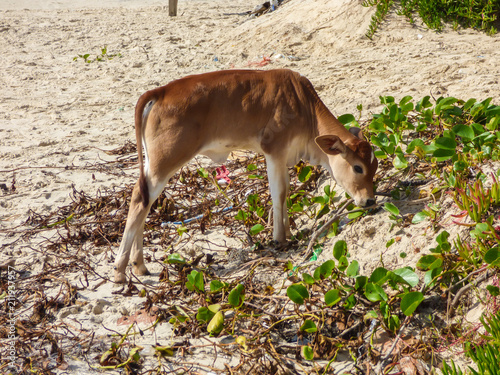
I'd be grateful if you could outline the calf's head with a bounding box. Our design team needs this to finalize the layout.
[315,131,378,207]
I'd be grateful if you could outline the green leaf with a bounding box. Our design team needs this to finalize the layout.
[433,148,456,161]
[302,346,314,360]
[389,104,399,122]
[434,231,451,253]
[343,294,357,309]
[324,184,332,196]
[380,95,395,104]
[383,202,399,216]
[210,280,226,292]
[186,270,204,293]
[248,174,264,179]
[300,319,318,333]
[194,272,204,292]
[393,153,408,169]
[417,254,443,270]
[486,115,500,131]
[177,225,188,237]
[166,253,186,264]
[287,284,309,305]
[388,314,401,332]
[319,260,335,278]
[485,105,500,117]
[298,166,312,182]
[463,98,477,111]
[234,210,248,221]
[416,95,432,111]
[312,195,326,205]
[407,138,425,154]
[412,211,430,224]
[196,306,216,323]
[325,289,342,306]
[154,345,174,357]
[338,113,358,126]
[400,291,424,316]
[197,167,209,179]
[434,136,457,150]
[247,164,257,171]
[484,247,500,266]
[442,360,465,375]
[424,267,442,287]
[374,132,393,148]
[355,275,368,290]
[392,268,419,287]
[246,194,260,211]
[316,204,330,218]
[399,95,414,113]
[207,311,224,335]
[364,282,388,302]
[313,267,321,281]
[380,301,389,318]
[374,150,387,159]
[346,260,359,277]
[453,124,475,140]
[249,224,265,236]
[337,256,349,272]
[435,97,458,115]
[228,284,245,307]
[453,160,468,172]
[348,210,364,220]
[486,285,500,297]
[472,222,490,240]
[302,273,315,285]
[208,304,221,314]
[256,206,265,217]
[370,267,389,285]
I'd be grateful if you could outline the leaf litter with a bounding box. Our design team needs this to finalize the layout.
[0,132,495,374]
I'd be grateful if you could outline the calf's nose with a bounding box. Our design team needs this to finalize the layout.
[365,198,376,207]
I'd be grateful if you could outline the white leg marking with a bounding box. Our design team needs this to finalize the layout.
[266,155,290,243]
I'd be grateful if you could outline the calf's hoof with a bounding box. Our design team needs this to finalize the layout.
[114,270,127,284]
[133,263,150,276]
[272,239,288,250]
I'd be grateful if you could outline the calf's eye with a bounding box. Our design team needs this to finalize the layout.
[354,165,363,174]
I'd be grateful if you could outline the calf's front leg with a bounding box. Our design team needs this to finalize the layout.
[265,154,291,243]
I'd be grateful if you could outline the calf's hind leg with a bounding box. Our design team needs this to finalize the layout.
[129,219,149,276]
[113,152,192,282]
[114,179,155,283]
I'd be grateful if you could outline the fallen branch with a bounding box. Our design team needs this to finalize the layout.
[448,270,491,318]
[302,199,353,261]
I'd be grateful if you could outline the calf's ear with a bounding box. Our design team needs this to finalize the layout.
[315,135,347,156]
[348,127,366,141]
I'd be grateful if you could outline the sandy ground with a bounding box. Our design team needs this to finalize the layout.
[1,0,500,373]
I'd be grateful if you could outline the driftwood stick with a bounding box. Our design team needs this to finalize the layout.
[302,199,353,261]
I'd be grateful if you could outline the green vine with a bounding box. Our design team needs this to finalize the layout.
[363,0,499,37]
[363,0,394,39]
